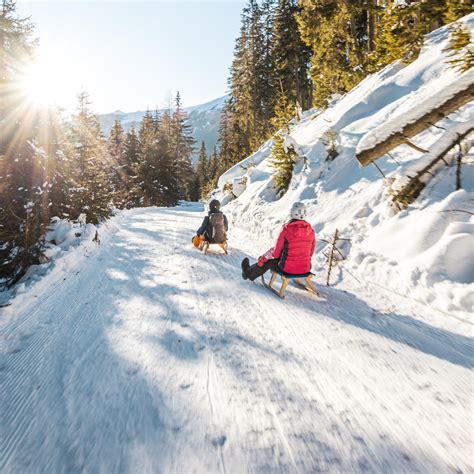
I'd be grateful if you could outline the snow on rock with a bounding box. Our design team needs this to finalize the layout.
[216,15,474,319]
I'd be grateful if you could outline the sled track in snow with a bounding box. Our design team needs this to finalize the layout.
[1,206,472,473]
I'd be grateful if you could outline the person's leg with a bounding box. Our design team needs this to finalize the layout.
[243,259,278,281]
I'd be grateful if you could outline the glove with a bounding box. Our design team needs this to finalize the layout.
[257,256,268,267]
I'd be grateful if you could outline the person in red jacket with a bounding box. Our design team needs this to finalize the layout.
[241,202,315,281]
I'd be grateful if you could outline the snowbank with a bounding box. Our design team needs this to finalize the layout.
[216,15,474,319]
[0,214,119,315]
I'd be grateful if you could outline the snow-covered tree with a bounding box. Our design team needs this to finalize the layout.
[67,92,113,224]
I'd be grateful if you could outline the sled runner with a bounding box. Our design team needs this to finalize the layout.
[261,270,319,299]
[201,241,228,255]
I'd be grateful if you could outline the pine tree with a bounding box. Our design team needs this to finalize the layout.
[155,118,180,206]
[123,127,140,207]
[229,0,275,152]
[67,92,113,224]
[270,85,298,194]
[135,110,180,207]
[375,1,425,65]
[271,134,297,194]
[297,0,369,107]
[195,141,209,198]
[271,81,296,132]
[170,91,196,200]
[445,22,474,73]
[444,0,473,24]
[202,148,220,198]
[0,132,49,285]
[136,111,160,206]
[0,1,43,286]
[373,0,464,68]
[108,119,128,207]
[35,107,73,222]
[272,0,312,112]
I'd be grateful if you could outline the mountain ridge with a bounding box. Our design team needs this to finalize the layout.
[98,95,228,162]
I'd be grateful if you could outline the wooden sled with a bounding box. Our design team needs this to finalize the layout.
[261,271,319,299]
[201,240,228,255]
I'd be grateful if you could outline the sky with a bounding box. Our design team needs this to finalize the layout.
[17,1,245,113]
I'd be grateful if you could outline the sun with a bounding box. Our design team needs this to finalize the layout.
[19,47,81,110]
[20,54,61,106]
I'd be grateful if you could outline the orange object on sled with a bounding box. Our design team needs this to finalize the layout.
[192,234,204,248]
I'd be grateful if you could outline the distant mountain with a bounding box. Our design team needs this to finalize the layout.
[98,95,228,163]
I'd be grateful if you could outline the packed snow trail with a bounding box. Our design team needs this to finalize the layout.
[1,206,472,473]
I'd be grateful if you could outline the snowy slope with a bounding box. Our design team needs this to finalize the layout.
[216,15,474,319]
[98,95,228,162]
[1,206,472,472]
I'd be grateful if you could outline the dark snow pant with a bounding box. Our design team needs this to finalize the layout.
[245,259,279,282]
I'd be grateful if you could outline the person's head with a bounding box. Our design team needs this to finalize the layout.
[209,199,221,212]
[290,201,307,220]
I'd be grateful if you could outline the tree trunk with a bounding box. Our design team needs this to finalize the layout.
[367,0,377,52]
[391,126,473,209]
[356,84,474,166]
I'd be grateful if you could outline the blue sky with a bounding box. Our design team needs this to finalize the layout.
[18,1,245,113]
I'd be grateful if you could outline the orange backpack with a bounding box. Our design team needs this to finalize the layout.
[192,234,204,248]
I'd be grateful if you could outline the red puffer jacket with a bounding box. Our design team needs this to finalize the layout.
[273,220,315,274]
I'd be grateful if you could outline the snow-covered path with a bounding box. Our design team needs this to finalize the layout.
[1,207,472,473]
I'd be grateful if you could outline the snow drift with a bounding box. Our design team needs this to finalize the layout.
[216,15,474,318]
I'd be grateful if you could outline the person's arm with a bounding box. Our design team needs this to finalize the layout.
[197,216,209,236]
[310,231,316,256]
[273,227,287,259]
[257,247,276,267]
[224,215,229,231]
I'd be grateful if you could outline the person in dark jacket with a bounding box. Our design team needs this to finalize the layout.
[241,202,315,281]
[196,199,229,243]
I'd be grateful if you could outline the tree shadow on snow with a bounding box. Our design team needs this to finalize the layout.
[268,282,473,369]
[222,248,474,370]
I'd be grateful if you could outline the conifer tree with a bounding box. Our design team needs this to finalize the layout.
[297,0,368,107]
[373,0,468,68]
[35,107,73,222]
[444,0,473,24]
[135,110,180,207]
[202,148,220,198]
[196,141,209,190]
[155,118,180,206]
[108,119,128,207]
[0,131,48,285]
[67,92,113,224]
[170,92,196,200]
[272,0,312,112]
[123,127,140,207]
[271,134,297,194]
[0,0,43,286]
[136,111,161,206]
[272,81,296,132]
[375,1,426,65]
[445,22,474,73]
[229,0,275,152]
[270,85,298,195]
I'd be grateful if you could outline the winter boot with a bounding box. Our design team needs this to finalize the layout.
[241,258,249,280]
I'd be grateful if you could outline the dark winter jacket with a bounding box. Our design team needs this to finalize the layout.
[273,219,315,274]
[197,211,229,241]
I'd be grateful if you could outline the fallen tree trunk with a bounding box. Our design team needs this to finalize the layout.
[391,124,474,209]
[356,83,474,166]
